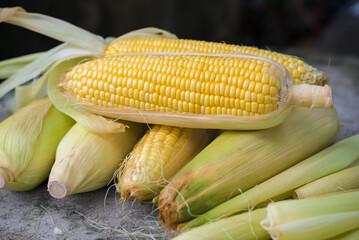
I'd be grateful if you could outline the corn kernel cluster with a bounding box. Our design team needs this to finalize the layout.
[64,54,281,116]
[105,38,326,85]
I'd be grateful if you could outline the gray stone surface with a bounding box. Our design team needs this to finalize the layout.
[0,53,358,240]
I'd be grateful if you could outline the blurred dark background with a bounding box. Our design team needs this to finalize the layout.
[1,0,359,61]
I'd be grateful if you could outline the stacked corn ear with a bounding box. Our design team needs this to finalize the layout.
[105,38,328,85]
[0,97,75,191]
[173,208,270,240]
[158,107,339,229]
[118,125,216,202]
[294,164,359,199]
[60,53,332,130]
[182,134,359,229]
[47,121,146,198]
[261,191,359,240]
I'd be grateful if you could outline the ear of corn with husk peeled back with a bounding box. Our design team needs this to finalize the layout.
[261,191,359,240]
[118,125,216,202]
[182,134,359,230]
[158,107,339,229]
[59,53,332,130]
[48,121,146,199]
[0,97,75,191]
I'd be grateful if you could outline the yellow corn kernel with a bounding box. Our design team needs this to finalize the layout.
[105,38,327,85]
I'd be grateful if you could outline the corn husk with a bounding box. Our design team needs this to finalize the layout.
[327,228,359,240]
[47,121,146,198]
[158,107,339,229]
[0,97,75,191]
[182,134,359,229]
[173,208,269,240]
[294,164,359,199]
[261,191,359,240]
[0,52,43,79]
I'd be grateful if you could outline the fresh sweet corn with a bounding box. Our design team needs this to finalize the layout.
[173,208,270,240]
[294,164,359,199]
[158,107,339,229]
[0,97,75,191]
[105,38,327,85]
[182,134,359,230]
[118,125,215,202]
[261,191,359,240]
[60,53,332,130]
[47,121,146,198]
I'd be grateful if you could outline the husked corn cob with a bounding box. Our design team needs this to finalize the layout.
[61,53,332,130]
[105,38,327,85]
[118,125,214,202]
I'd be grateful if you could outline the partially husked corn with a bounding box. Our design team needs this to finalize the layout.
[119,125,214,202]
[61,53,332,130]
[105,38,327,85]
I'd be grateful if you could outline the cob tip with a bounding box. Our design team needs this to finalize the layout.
[48,180,70,199]
[0,167,14,189]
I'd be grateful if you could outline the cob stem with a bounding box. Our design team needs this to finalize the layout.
[0,167,14,189]
[290,84,333,108]
[47,180,70,199]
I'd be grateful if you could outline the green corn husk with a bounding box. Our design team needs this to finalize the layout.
[327,228,359,240]
[294,164,359,199]
[158,107,339,229]
[173,208,269,240]
[0,52,44,79]
[0,97,75,191]
[47,121,146,198]
[182,134,359,230]
[261,191,359,240]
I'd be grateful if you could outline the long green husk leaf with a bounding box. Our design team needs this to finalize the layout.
[183,134,359,229]
[261,191,359,240]
[328,228,359,240]
[294,165,359,199]
[0,52,43,79]
[158,107,339,229]
[173,208,269,240]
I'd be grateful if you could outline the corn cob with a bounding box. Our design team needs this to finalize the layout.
[118,125,214,202]
[158,107,339,229]
[261,191,359,240]
[294,165,359,199]
[60,53,332,130]
[0,97,75,191]
[48,121,146,198]
[173,208,270,240]
[182,134,359,230]
[105,38,327,85]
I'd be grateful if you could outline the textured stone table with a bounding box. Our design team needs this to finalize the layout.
[0,52,358,239]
